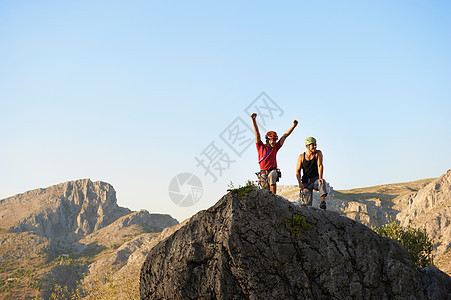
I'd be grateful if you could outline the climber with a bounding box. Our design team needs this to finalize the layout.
[296,137,328,210]
[251,113,298,194]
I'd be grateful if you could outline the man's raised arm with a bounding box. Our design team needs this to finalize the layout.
[251,113,261,144]
[279,120,298,146]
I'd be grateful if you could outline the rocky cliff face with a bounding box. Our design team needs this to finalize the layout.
[397,169,451,256]
[0,179,131,242]
[140,189,451,299]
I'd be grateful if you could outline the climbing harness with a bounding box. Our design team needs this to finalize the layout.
[255,167,281,190]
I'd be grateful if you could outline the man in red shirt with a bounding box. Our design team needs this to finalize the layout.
[251,113,298,194]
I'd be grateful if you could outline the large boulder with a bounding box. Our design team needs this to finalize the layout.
[140,189,451,299]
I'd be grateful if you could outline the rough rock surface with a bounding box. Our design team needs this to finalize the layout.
[140,189,451,299]
[397,169,451,255]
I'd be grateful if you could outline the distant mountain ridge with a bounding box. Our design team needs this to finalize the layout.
[0,179,179,245]
[0,179,132,243]
[0,179,178,299]
[279,169,451,275]
[278,178,436,228]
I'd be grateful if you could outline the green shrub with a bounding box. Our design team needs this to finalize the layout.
[0,277,19,293]
[286,213,311,236]
[49,283,83,300]
[372,220,433,267]
[28,278,42,291]
[227,180,257,198]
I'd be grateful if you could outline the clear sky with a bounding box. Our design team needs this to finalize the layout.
[1,1,450,222]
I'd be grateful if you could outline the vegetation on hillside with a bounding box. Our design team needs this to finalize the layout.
[0,229,143,299]
[0,232,50,298]
[50,266,139,300]
[372,220,433,268]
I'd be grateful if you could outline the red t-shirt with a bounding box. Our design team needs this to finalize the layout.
[256,141,282,170]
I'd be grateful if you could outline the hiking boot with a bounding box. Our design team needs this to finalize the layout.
[320,201,326,210]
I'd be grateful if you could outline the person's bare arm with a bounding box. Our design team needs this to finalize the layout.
[317,150,325,184]
[278,120,298,146]
[251,113,261,144]
[296,153,304,189]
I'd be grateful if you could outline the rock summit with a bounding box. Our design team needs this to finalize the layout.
[140,188,451,299]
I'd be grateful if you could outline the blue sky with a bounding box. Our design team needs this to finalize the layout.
[1,1,450,222]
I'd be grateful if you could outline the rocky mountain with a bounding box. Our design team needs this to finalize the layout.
[0,179,132,244]
[140,188,451,299]
[397,170,451,253]
[0,179,178,299]
[397,169,451,274]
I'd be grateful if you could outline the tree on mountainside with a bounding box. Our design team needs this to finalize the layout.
[372,220,433,268]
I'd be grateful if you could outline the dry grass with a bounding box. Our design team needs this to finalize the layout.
[0,232,50,299]
[335,178,435,203]
[435,250,451,276]
[50,266,140,300]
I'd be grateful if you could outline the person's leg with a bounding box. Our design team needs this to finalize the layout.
[299,188,313,206]
[314,179,328,209]
[268,170,278,194]
[270,184,277,194]
[258,172,268,189]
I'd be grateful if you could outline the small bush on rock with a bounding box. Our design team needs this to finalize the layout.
[227,180,257,198]
[286,213,311,236]
[372,220,433,268]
